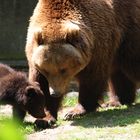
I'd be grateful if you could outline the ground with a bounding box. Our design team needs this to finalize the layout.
[1,91,140,140]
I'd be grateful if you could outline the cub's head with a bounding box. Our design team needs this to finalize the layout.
[28,20,93,97]
[23,82,46,118]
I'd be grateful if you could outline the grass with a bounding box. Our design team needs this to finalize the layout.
[63,95,77,107]
[57,96,140,140]
[1,93,140,139]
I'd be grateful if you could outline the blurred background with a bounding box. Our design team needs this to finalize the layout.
[0,0,37,69]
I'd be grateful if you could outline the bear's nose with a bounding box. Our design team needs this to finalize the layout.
[50,91,61,97]
[49,87,62,98]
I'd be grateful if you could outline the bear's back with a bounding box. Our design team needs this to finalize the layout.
[0,64,28,102]
[0,63,15,78]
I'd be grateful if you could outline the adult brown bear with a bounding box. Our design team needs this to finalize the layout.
[25,0,140,128]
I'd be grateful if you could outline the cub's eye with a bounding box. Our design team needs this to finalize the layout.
[59,68,67,75]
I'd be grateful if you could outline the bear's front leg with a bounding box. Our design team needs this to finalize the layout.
[13,106,26,122]
[35,95,63,129]
[64,73,107,120]
[31,70,63,128]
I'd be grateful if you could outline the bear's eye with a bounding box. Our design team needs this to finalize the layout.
[45,70,50,76]
[59,68,67,75]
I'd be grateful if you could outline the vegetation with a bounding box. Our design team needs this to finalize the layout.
[1,93,140,139]
[0,119,25,140]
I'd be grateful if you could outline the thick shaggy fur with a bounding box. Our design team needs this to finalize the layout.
[25,0,140,128]
[0,63,14,77]
[0,64,46,121]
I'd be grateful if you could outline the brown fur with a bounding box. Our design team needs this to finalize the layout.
[0,64,46,121]
[0,63,14,77]
[25,0,140,128]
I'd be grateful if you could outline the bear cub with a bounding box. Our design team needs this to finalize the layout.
[0,63,46,121]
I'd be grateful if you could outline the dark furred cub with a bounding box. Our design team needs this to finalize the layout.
[0,63,46,121]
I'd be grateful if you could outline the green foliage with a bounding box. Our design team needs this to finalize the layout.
[63,95,77,107]
[0,119,25,140]
[20,122,35,134]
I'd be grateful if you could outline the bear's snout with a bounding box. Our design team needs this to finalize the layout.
[49,87,62,98]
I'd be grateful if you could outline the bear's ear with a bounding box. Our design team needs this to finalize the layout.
[26,86,36,98]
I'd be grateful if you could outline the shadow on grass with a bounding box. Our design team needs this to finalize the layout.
[70,103,140,128]
[22,121,34,128]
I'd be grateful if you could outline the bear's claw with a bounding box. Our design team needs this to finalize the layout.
[64,104,86,120]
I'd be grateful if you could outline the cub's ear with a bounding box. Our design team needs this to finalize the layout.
[30,82,40,88]
[25,86,36,98]
[34,82,40,86]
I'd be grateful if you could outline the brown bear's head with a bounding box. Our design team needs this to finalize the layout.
[24,82,46,118]
[29,20,93,97]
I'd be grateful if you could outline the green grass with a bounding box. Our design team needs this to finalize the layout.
[0,116,35,134]
[63,95,77,107]
[1,93,140,139]
[57,101,140,140]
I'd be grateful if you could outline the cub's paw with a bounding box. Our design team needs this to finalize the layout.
[64,104,86,120]
[34,112,56,129]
